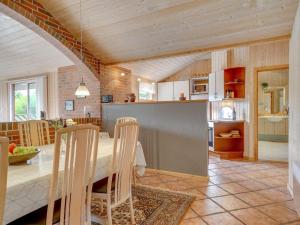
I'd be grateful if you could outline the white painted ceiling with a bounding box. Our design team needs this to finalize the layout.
[118,52,211,81]
[0,12,73,81]
[40,0,298,64]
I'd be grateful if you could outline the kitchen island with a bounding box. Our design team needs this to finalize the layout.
[102,100,208,176]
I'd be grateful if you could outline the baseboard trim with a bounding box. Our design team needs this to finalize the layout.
[146,168,209,180]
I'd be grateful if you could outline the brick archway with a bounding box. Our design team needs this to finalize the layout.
[0,0,101,80]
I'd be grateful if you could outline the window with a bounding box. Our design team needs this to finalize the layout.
[12,81,37,121]
[139,82,155,101]
[220,106,233,120]
[9,77,47,122]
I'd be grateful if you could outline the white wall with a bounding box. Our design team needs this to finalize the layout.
[289,1,300,214]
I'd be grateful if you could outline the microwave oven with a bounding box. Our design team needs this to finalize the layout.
[191,78,208,94]
[194,83,208,94]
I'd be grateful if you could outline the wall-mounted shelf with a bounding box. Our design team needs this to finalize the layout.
[224,67,245,99]
[210,121,244,159]
[224,82,245,85]
[215,136,244,139]
[209,67,245,101]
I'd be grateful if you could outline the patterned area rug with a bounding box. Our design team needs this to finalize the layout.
[91,185,195,225]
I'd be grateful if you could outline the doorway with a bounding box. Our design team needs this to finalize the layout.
[255,65,289,161]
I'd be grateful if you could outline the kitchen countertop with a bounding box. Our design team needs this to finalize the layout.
[102,100,208,105]
[208,120,245,123]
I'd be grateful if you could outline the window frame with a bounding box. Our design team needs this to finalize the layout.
[138,81,156,101]
[9,78,37,121]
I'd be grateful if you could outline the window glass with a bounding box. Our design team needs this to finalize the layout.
[139,82,155,100]
[14,83,29,121]
[220,106,233,120]
[13,81,37,121]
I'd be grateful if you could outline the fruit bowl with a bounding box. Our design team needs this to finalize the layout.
[8,148,40,165]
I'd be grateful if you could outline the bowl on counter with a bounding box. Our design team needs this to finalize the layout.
[219,133,232,138]
[9,149,40,165]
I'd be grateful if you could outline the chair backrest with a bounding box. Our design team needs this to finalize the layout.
[46,124,99,225]
[108,121,139,206]
[0,137,9,225]
[18,120,50,146]
[116,117,137,124]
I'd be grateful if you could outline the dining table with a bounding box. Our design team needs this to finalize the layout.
[4,135,146,224]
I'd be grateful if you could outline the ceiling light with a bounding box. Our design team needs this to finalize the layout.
[121,72,125,76]
[75,0,90,98]
[75,79,90,97]
[137,78,141,82]
[152,82,155,85]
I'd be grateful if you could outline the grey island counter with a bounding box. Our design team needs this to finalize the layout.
[102,100,208,176]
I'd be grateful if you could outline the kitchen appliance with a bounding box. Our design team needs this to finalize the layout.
[101,95,113,103]
[208,121,214,150]
[191,77,208,94]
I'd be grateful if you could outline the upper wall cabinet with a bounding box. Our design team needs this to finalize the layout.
[157,82,174,101]
[157,80,190,101]
[209,67,245,101]
[174,80,190,100]
[209,70,224,101]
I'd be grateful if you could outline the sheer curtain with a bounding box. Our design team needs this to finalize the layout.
[0,81,9,122]
[47,72,59,119]
[36,76,48,119]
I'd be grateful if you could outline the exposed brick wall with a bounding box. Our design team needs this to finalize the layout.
[0,118,101,145]
[0,0,101,79]
[163,59,212,82]
[100,66,137,103]
[0,0,140,113]
[57,65,101,119]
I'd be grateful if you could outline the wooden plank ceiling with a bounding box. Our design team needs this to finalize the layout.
[39,0,298,65]
[118,52,211,81]
[0,12,72,80]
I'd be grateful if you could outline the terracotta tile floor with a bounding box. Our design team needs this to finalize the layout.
[136,155,300,225]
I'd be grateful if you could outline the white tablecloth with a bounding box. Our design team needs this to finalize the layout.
[4,137,146,224]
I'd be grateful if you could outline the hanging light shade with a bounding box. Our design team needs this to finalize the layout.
[75,0,90,97]
[75,80,90,97]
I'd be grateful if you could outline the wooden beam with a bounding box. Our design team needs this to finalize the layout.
[107,35,290,65]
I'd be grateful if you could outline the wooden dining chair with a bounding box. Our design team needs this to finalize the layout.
[10,124,99,225]
[92,121,139,225]
[0,137,9,225]
[47,124,99,225]
[19,120,50,146]
[116,117,139,185]
[116,117,137,124]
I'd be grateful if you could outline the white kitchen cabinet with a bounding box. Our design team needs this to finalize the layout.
[209,72,216,101]
[208,71,224,101]
[157,82,174,101]
[157,80,190,101]
[191,94,208,100]
[173,80,190,100]
[216,70,224,99]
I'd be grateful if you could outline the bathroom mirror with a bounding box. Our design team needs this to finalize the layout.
[258,69,289,116]
[262,86,286,114]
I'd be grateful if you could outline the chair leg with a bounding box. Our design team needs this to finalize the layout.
[129,194,135,224]
[107,207,112,225]
[107,197,113,225]
[100,199,104,213]
[133,168,137,185]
